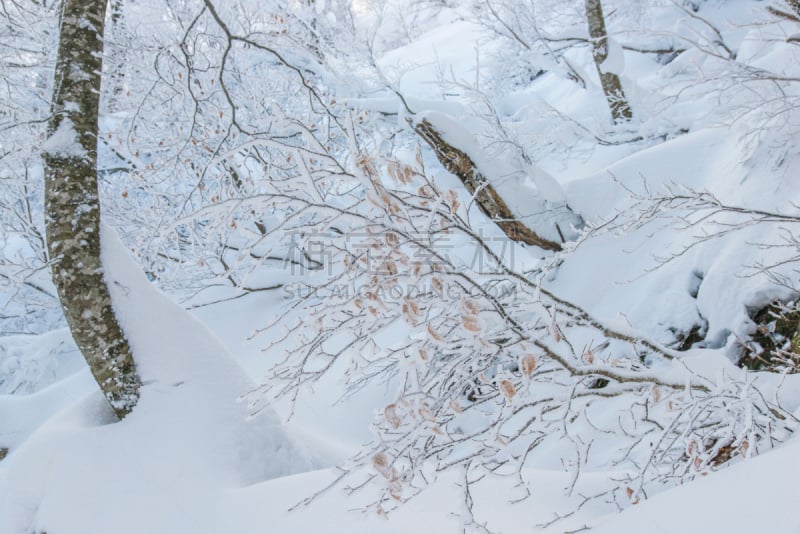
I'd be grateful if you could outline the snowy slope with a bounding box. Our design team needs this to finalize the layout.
[592,432,800,533]
[0,225,319,533]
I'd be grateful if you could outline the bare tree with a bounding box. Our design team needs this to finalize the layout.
[42,0,139,418]
[585,0,633,122]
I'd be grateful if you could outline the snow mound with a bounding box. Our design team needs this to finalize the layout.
[592,433,800,533]
[0,224,317,533]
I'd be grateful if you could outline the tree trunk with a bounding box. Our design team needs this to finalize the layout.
[43,0,140,418]
[585,0,633,123]
[414,119,562,251]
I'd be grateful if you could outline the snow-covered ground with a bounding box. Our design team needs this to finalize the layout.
[3,0,800,532]
[3,228,798,533]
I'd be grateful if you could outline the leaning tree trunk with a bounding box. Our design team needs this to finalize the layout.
[414,119,562,251]
[42,0,140,418]
[585,0,633,123]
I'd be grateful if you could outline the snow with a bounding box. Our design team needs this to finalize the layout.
[40,118,86,158]
[4,212,789,531]
[0,369,95,450]
[0,328,83,394]
[377,20,488,100]
[4,0,800,532]
[601,37,625,75]
[548,122,800,353]
[0,225,320,532]
[592,432,800,534]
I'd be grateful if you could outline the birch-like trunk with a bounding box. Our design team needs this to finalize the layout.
[43,0,140,418]
[585,0,633,123]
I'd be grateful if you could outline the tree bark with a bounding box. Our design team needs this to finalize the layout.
[414,119,562,252]
[43,0,140,418]
[585,0,633,123]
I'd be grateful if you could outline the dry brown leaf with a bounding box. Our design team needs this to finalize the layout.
[519,354,537,377]
[431,277,443,293]
[385,232,399,247]
[651,385,662,404]
[419,348,429,362]
[372,452,390,476]
[418,404,435,422]
[384,259,398,276]
[625,487,640,505]
[499,379,516,400]
[446,189,460,212]
[385,403,402,429]
[461,298,480,316]
[427,324,444,342]
[461,315,482,333]
[552,322,562,343]
[739,439,749,457]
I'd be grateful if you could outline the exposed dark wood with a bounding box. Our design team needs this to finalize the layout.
[414,119,562,252]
